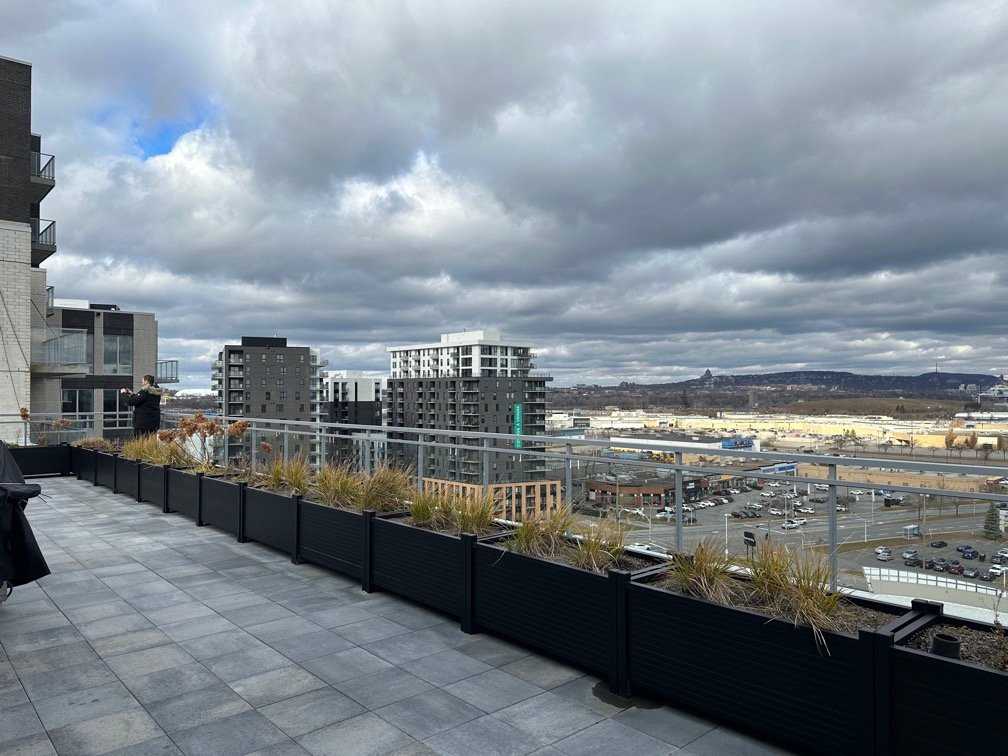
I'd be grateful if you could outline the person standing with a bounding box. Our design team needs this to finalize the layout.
[120,374,163,438]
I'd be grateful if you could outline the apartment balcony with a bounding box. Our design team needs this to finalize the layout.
[29,327,89,376]
[156,359,179,384]
[29,151,55,204]
[30,217,56,266]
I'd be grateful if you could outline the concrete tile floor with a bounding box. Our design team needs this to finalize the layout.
[0,477,795,755]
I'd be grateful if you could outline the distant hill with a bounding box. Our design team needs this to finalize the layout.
[694,370,998,392]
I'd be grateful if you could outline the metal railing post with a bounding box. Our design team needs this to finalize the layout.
[675,451,684,552]
[251,428,257,468]
[283,423,289,462]
[565,443,573,503]
[828,463,838,592]
[482,437,490,493]
[417,434,425,492]
[222,419,229,468]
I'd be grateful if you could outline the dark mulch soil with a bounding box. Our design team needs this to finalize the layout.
[904,623,1008,672]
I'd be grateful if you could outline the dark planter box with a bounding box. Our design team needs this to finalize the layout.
[371,519,464,618]
[473,544,612,675]
[95,452,116,488]
[626,581,870,755]
[889,643,1008,753]
[10,444,70,477]
[243,487,296,553]
[200,476,241,534]
[71,446,97,482]
[168,469,199,519]
[138,464,167,508]
[298,501,363,579]
[115,456,139,498]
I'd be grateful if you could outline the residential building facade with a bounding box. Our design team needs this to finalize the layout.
[387,330,551,485]
[325,370,384,468]
[212,337,326,462]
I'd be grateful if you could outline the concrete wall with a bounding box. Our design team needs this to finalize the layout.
[0,219,31,443]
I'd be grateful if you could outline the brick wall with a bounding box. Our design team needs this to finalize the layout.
[0,219,32,443]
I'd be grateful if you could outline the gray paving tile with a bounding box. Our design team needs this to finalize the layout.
[423,714,542,756]
[160,614,240,642]
[0,682,29,707]
[101,734,183,755]
[244,742,312,756]
[259,687,367,738]
[400,648,493,686]
[179,628,269,660]
[680,725,793,755]
[8,640,100,676]
[265,629,355,662]
[0,700,45,742]
[140,600,218,626]
[552,719,675,755]
[170,709,290,756]
[147,683,252,733]
[614,704,716,748]
[104,643,195,677]
[500,655,585,690]
[90,628,174,657]
[33,680,143,730]
[228,664,327,707]
[375,689,484,740]
[220,601,296,628]
[502,690,608,745]
[444,669,545,714]
[549,676,633,718]
[305,603,380,629]
[201,645,293,682]
[47,708,164,755]
[61,598,137,625]
[301,647,394,686]
[367,602,447,630]
[120,661,223,705]
[362,628,451,665]
[456,635,531,667]
[337,617,412,645]
[336,667,434,710]
[297,712,413,756]
[245,615,324,643]
[0,732,57,755]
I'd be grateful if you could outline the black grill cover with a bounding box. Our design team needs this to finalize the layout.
[0,442,50,588]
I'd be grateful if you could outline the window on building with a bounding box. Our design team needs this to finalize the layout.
[245,353,251,362]
[299,355,305,362]
[265,366,271,375]
[276,404,284,413]
[299,379,305,387]
[260,379,266,387]
[265,391,271,400]
[261,353,266,362]
[295,391,301,400]
[261,404,267,413]
[277,353,284,362]
[300,404,305,412]
[102,389,130,428]
[279,392,287,400]
[61,389,94,416]
[276,379,284,388]
[279,366,287,375]
[245,404,250,413]
[245,391,251,400]
[295,366,301,375]
[102,335,133,374]
[245,379,250,387]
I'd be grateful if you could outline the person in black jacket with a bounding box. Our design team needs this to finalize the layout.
[121,374,163,437]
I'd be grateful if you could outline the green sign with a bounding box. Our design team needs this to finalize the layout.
[513,403,523,448]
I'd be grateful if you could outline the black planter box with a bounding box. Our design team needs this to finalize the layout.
[115,456,139,498]
[10,444,70,477]
[200,476,241,534]
[243,487,296,553]
[71,446,97,482]
[168,469,199,519]
[95,452,116,488]
[298,501,363,579]
[473,544,612,675]
[371,519,464,618]
[626,581,870,755]
[889,644,1008,753]
[138,464,167,508]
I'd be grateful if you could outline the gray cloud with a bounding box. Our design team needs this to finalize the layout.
[6,0,1008,390]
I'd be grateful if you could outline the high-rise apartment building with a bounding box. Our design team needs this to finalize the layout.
[212,337,326,462]
[325,370,384,467]
[387,330,551,484]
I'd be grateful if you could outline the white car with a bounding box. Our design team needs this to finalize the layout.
[760,491,774,498]
[790,517,808,526]
[814,484,829,491]
[997,548,1008,557]
[767,481,781,487]
[875,546,892,555]
[781,520,800,530]
[989,565,1006,576]
[681,504,693,512]
[849,489,864,495]
[797,507,815,515]
[729,489,741,495]
[655,511,673,519]
[746,502,763,510]
[876,551,894,561]
[768,507,784,516]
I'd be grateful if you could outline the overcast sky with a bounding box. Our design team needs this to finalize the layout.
[5,0,1008,390]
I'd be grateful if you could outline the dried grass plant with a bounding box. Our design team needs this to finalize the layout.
[509,506,577,559]
[282,455,312,496]
[313,463,359,507]
[569,518,627,572]
[666,536,740,605]
[351,463,412,512]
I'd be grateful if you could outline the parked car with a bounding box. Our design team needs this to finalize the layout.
[947,564,964,575]
[875,546,892,555]
[877,551,894,561]
[956,544,972,553]
[836,505,849,512]
[997,547,1008,557]
[814,484,829,491]
[988,565,1006,577]
[980,570,996,581]
[781,520,800,530]
[963,567,979,578]
[923,558,935,569]
[930,540,948,549]
[768,507,784,516]
[962,549,979,560]
[992,555,1007,565]
[904,557,922,567]
[901,550,918,560]
[933,561,946,572]
[682,504,694,512]
[760,491,774,498]
[790,517,808,526]
[797,507,815,515]
[730,510,745,519]
[746,502,763,510]
[849,489,865,495]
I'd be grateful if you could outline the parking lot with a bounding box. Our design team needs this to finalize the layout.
[599,480,1001,589]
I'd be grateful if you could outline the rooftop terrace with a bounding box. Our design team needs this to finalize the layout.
[1,477,789,755]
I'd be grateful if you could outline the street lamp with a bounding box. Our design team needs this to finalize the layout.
[724,513,730,556]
